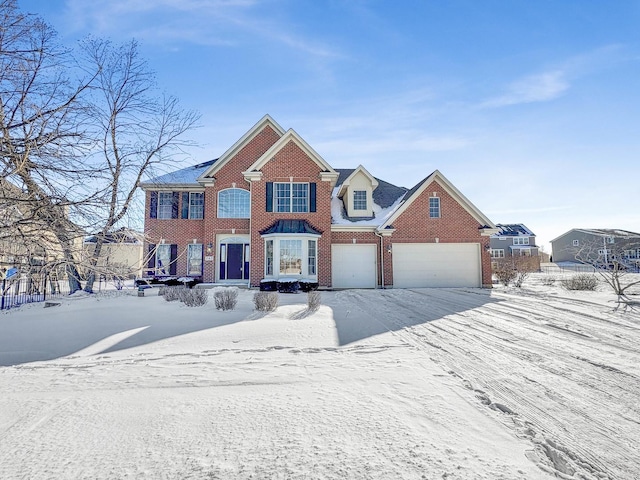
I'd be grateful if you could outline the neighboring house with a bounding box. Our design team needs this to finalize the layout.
[489,224,540,268]
[551,228,640,268]
[82,228,144,279]
[139,115,497,289]
[0,178,82,274]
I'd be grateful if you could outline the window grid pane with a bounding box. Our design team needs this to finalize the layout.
[156,244,171,274]
[291,183,308,213]
[265,240,274,275]
[275,183,291,212]
[279,239,302,275]
[308,240,316,275]
[353,191,367,210]
[189,192,204,219]
[218,189,250,218]
[158,192,173,219]
[187,244,203,275]
[429,197,440,218]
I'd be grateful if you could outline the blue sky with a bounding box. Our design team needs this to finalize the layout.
[19,0,640,251]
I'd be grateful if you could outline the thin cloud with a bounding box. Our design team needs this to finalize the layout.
[480,70,569,108]
[63,0,341,58]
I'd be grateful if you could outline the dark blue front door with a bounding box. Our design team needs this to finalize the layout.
[226,244,244,280]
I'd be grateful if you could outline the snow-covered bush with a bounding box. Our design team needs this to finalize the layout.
[541,276,556,286]
[160,286,184,302]
[214,287,238,310]
[560,274,598,291]
[180,289,208,307]
[254,291,278,312]
[307,291,321,311]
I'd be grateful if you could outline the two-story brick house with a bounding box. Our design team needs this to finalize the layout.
[140,115,497,289]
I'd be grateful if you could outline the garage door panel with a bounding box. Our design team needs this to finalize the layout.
[332,244,377,289]
[393,243,480,288]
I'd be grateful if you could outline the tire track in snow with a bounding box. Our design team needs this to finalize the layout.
[342,288,640,479]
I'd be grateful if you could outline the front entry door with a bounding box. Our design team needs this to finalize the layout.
[220,243,245,280]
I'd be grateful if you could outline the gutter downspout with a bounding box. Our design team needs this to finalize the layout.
[375,231,385,289]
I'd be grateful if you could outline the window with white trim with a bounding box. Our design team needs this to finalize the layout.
[218,188,250,218]
[275,182,309,213]
[263,236,318,278]
[513,237,530,245]
[572,239,579,246]
[158,192,174,219]
[606,236,615,244]
[188,192,204,219]
[429,197,440,218]
[353,190,367,211]
[490,249,505,258]
[156,244,171,274]
[187,244,203,275]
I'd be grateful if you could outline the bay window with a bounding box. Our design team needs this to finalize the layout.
[263,236,318,278]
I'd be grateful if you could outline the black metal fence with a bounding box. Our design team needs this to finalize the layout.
[0,274,71,310]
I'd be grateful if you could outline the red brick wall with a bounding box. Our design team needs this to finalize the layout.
[249,140,333,287]
[388,180,492,287]
[143,125,281,281]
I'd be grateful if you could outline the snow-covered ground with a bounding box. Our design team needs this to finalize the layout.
[1,272,639,479]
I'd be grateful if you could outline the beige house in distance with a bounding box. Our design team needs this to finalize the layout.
[82,229,144,280]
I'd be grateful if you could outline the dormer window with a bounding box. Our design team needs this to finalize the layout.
[353,190,367,211]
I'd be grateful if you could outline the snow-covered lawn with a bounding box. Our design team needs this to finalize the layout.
[1,274,639,479]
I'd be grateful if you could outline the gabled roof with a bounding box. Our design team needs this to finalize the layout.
[334,169,407,210]
[198,114,286,181]
[494,224,535,237]
[550,228,640,243]
[140,159,217,188]
[243,129,338,184]
[335,165,379,198]
[260,219,322,235]
[379,170,496,231]
[85,228,144,244]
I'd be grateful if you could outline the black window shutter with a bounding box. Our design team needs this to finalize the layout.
[309,183,316,212]
[181,192,189,219]
[266,182,273,212]
[147,244,156,274]
[150,192,158,219]
[171,192,180,219]
[169,244,178,275]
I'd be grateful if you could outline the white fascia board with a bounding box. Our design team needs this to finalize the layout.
[246,129,338,179]
[331,225,377,233]
[197,114,286,182]
[380,170,496,230]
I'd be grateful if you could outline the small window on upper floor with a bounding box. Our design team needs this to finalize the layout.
[218,188,250,218]
[573,239,579,246]
[429,197,440,218]
[606,236,615,244]
[158,192,174,219]
[353,190,367,211]
[513,237,529,245]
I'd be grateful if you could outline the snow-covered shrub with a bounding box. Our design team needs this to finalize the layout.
[493,256,538,287]
[560,274,598,291]
[161,286,184,302]
[492,259,517,286]
[307,291,321,311]
[214,287,238,310]
[180,289,208,307]
[254,291,278,312]
[541,276,556,286]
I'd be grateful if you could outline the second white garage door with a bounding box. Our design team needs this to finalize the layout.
[332,244,377,289]
[393,243,481,288]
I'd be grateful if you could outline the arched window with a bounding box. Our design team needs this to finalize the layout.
[218,188,250,218]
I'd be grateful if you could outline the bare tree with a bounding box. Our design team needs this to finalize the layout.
[571,236,640,301]
[0,0,98,293]
[79,38,200,293]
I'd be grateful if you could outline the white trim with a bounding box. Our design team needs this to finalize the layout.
[262,235,319,280]
[198,115,286,181]
[243,129,339,186]
[336,165,379,197]
[378,170,495,231]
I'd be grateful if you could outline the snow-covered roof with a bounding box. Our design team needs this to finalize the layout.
[494,224,535,237]
[331,187,405,227]
[140,159,218,188]
[551,228,640,242]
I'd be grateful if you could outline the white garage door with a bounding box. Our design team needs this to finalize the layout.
[393,243,481,288]
[332,244,377,289]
